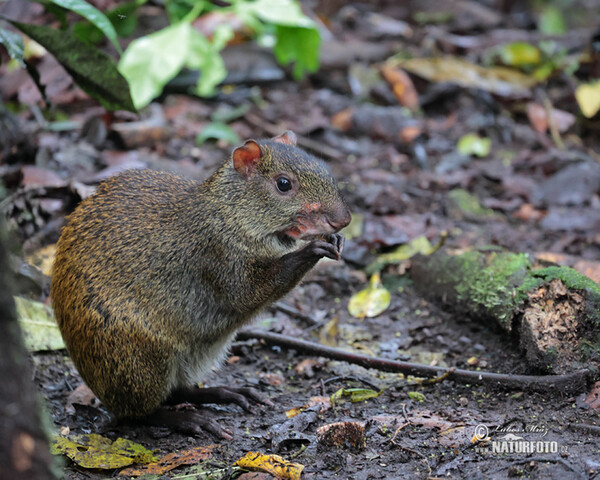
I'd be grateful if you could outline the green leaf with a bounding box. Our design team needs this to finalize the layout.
[197,122,240,145]
[331,388,382,404]
[186,26,231,97]
[457,133,491,157]
[50,0,122,53]
[50,434,157,469]
[497,42,541,67]
[274,25,320,79]
[348,273,391,319]
[15,297,65,352]
[366,235,440,274]
[0,27,25,66]
[240,0,315,27]
[8,20,136,112]
[119,22,191,109]
[538,6,566,35]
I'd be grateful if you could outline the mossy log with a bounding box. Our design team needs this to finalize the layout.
[410,248,600,375]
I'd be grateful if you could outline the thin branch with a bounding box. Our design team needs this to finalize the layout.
[237,330,589,396]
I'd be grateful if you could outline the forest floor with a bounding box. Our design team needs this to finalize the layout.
[2,0,600,479]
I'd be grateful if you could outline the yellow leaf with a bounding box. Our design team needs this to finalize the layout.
[234,452,304,480]
[366,233,446,274]
[348,273,391,319]
[50,434,157,470]
[575,81,600,118]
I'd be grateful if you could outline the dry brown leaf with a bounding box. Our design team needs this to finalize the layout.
[584,382,600,410]
[380,65,419,110]
[119,445,215,476]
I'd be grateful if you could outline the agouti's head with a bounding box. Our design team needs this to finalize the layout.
[230,131,351,244]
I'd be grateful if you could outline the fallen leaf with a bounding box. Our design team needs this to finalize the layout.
[25,244,57,277]
[330,387,382,404]
[575,81,600,118]
[497,41,541,67]
[15,297,65,351]
[526,102,575,133]
[348,273,391,319]
[234,452,304,480]
[391,56,537,98]
[50,434,157,469]
[119,445,215,476]
[380,64,419,110]
[66,384,100,414]
[584,382,600,411]
[457,133,491,157]
[366,234,444,274]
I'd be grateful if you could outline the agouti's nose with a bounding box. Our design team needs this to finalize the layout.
[328,204,352,231]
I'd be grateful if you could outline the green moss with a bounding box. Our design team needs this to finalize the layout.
[439,251,531,329]
[530,266,600,294]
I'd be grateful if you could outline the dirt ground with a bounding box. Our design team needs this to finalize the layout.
[2,0,600,479]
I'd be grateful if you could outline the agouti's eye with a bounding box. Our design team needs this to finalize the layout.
[276,177,292,193]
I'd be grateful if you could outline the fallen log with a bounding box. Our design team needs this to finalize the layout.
[410,248,600,375]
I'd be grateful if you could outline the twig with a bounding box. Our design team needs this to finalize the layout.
[237,330,589,395]
[245,112,343,160]
[272,301,320,326]
[322,375,381,392]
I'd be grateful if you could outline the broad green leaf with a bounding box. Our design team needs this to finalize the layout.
[197,122,240,145]
[498,42,541,67]
[15,297,65,351]
[233,0,320,79]
[50,0,122,53]
[274,25,320,80]
[50,434,157,469]
[8,20,135,112]
[186,26,231,97]
[236,0,315,27]
[348,273,391,319]
[0,27,25,65]
[119,22,191,109]
[457,133,491,157]
[575,81,600,118]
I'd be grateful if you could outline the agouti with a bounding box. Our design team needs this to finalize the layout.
[51,131,350,436]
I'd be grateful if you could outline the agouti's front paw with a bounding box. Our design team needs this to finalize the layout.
[304,233,345,261]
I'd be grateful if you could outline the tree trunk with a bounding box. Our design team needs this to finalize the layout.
[0,221,56,479]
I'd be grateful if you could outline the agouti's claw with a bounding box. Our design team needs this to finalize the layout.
[137,409,234,440]
[167,385,271,413]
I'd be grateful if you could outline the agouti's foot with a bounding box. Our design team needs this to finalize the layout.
[141,408,235,440]
[166,385,274,413]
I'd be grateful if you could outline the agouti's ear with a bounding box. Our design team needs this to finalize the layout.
[272,130,297,146]
[233,140,262,177]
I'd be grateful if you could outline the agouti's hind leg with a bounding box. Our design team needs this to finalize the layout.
[165,385,273,412]
[135,409,234,439]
